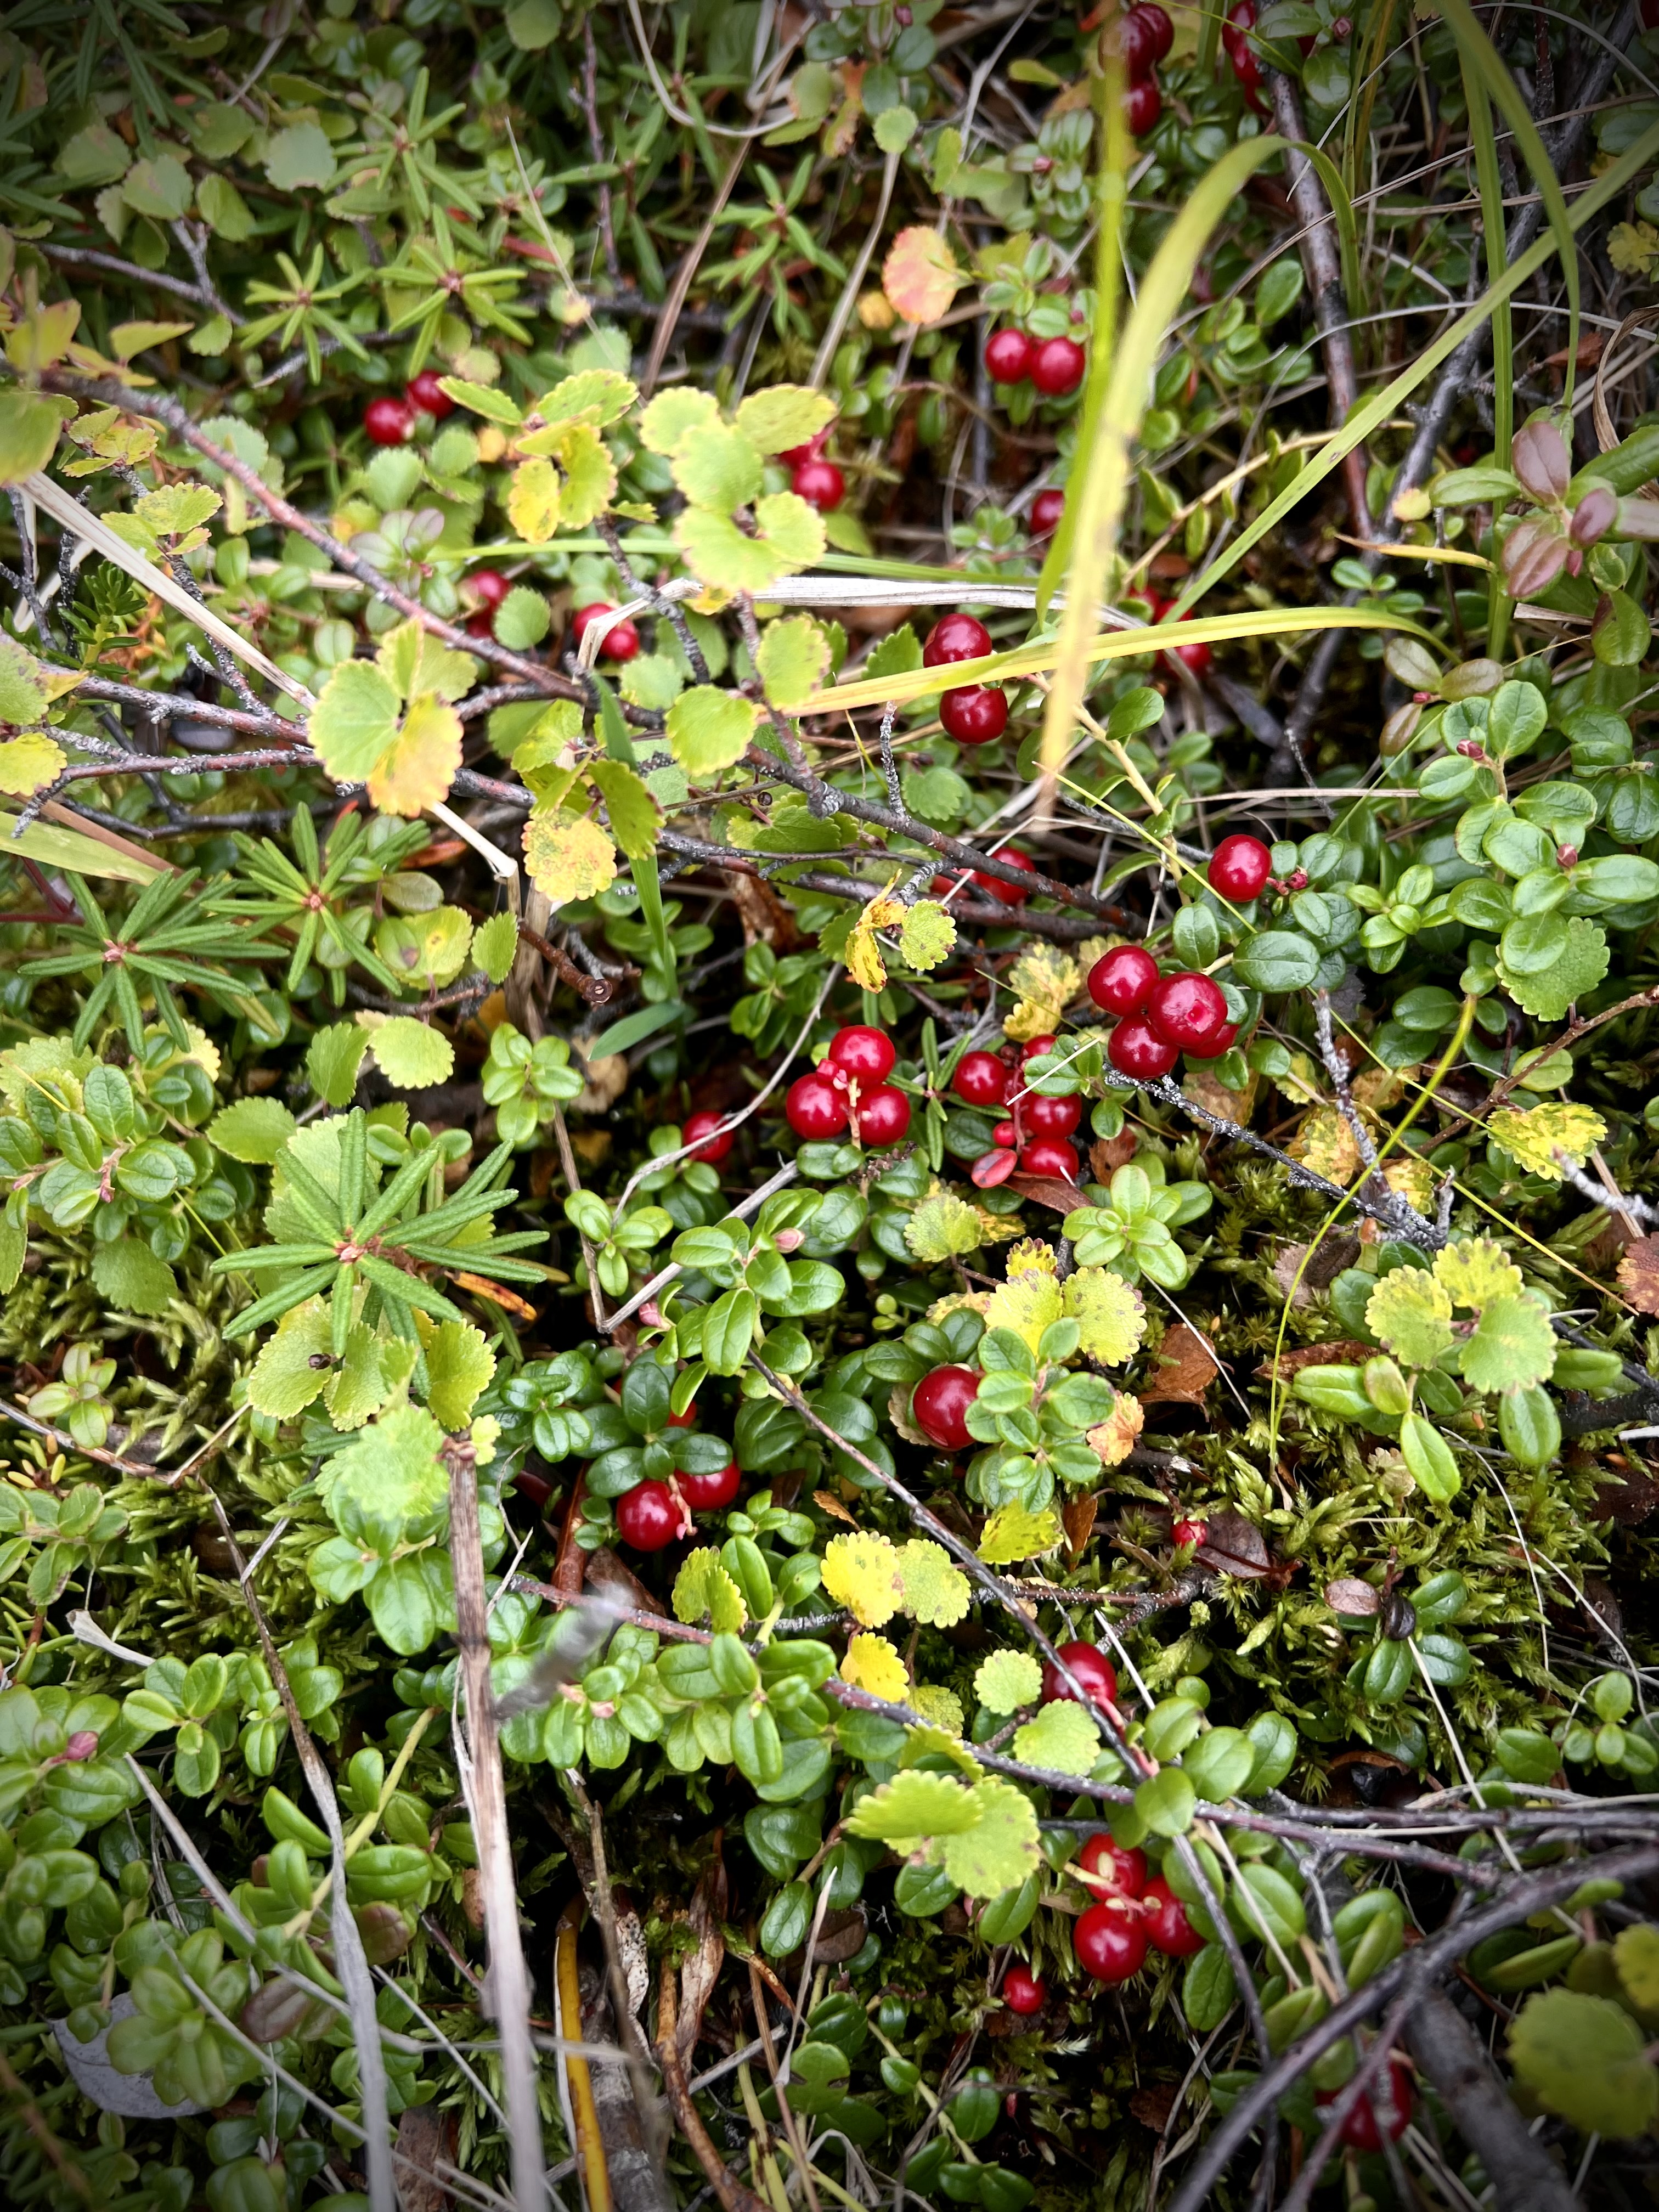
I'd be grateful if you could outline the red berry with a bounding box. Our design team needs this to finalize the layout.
[1020,1035,1057,1062]
[923,613,994,667]
[1030,488,1066,538]
[1317,2059,1414,2153]
[778,428,831,467]
[365,396,416,447]
[1124,77,1163,135]
[616,1480,689,1551]
[1088,945,1159,1017]
[1127,2,1174,65]
[466,613,496,639]
[785,1074,850,1141]
[678,1459,740,1511]
[1041,1640,1118,1711]
[985,327,1035,384]
[1020,1137,1079,1181]
[683,1110,733,1164]
[667,1405,697,1429]
[992,1120,1019,1150]
[470,567,511,610]
[1226,1,1263,92]
[405,369,454,420]
[973,851,1034,905]
[1030,336,1086,398]
[1108,1015,1178,1081]
[912,1365,980,1452]
[1001,1964,1046,2015]
[953,1051,1010,1107]
[855,1084,911,1148]
[1207,834,1273,903]
[827,1025,896,1084]
[1171,1516,1207,1548]
[1024,1092,1081,1138]
[1075,1900,1148,1984]
[1142,1875,1206,1957]
[940,685,1009,745]
[1183,1020,1239,1063]
[1077,1833,1147,1899]
[514,1468,554,1509]
[573,603,640,662]
[791,458,845,512]
[1147,970,1228,1053]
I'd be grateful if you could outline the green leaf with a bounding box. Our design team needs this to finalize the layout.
[424,1321,495,1431]
[588,759,661,860]
[847,1770,981,1850]
[974,1650,1042,1715]
[436,379,523,426]
[1232,930,1322,992]
[896,1539,970,1627]
[263,123,336,192]
[673,1548,747,1633]
[672,423,764,511]
[940,1778,1041,1899]
[1183,1943,1238,2031]
[325,1402,448,1531]
[0,391,66,485]
[674,494,825,592]
[90,1238,177,1317]
[899,901,956,972]
[0,638,48,726]
[1182,1727,1257,1802]
[109,320,193,363]
[586,999,686,1058]
[639,390,721,456]
[1134,1768,1197,1836]
[471,912,519,985]
[1495,917,1610,1022]
[904,1192,984,1262]
[504,0,560,47]
[1400,1412,1462,1503]
[58,122,133,185]
[1365,1269,1455,1367]
[247,1299,332,1420]
[492,586,549,651]
[195,176,254,242]
[308,659,400,780]
[666,686,759,778]
[307,1023,369,1108]
[735,387,837,457]
[121,154,193,221]
[756,616,831,709]
[1509,1990,1659,2138]
[1459,1293,1557,1392]
[1613,1925,1659,2013]
[208,1097,298,1165]
[1012,1701,1100,1775]
[369,1019,455,1091]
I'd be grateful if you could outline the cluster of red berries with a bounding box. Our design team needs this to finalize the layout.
[784,1026,912,1148]
[363,369,455,449]
[615,1406,742,1552]
[572,601,641,661]
[778,428,846,514]
[924,612,1007,746]
[1118,2,1173,136]
[1087,948,1235,1081]
[953,1033,1083,1187]
[1074,1831,1206,1982]
[983,327,1087,398]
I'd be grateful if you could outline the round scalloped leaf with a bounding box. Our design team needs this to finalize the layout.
[506,456,561,543]
[0,736,65,797]
[1487,1099,1607,1181]
[325,1402,449,1529]
[369,1018,455,1091]
[1495,918,1609,1022]
[639,388,720,456]
[492,586,550,652]
[674,492,824,592]
[939,1778,1040,1899]
[672,422,764,512]
[1432,1237,1524,1307]
[1364,1267,1455,1368]
[371,695,463,818]
[1459,1291,1558,1393]
[665,686,759,779]
[904,1191,984,1263]
[246,1297,332,1420]
[882,225,965,324]
[896,1539,970,1628]
[90,1238,178,1318]
[974,1650,1043,1716]
[1012,1701,1101,1776]
[1088,1392,1144,1466]
[840,1633,909,1702]
[821,1530,904,1627]
[977,1503,1062,1566]
[471,911,520,986]
[422,1319,496,1432]
[1509,1989,1659,2138]
[735,386,837,457]
[845,1769,981,1851]
[1063,1268,1147,1365]
[756,615,831,709]
[523,809,618,902]
[208,1096,298,1165]
[899,900,956,973]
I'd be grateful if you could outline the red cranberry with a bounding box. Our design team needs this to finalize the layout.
[1183,1020,1239,1063]
[365,396,416,447]
[1023,1092,1081,1138]
[940,685,1009,744]
[1020,1137,1079,1181]
[778,427,831,467]
[1076,1900,1148,1984]
[1030,487,1066,538]
[855,1085,911,1147]
[683,1110,733,1164]
[666,1405,698,1429]
[466,613,496,639]
[1041,1640,1118,1710]
[1147,971,1228,1053]
[953,1051,1010,1107]
[1077,1833,1147,1899]
[678,1459,740,1511]
[1108,1015,1178,1081]
[1088,945,1159,1017]
[1142,1875,1206,1957]
[992,1119,1019,1150]
[1001,1964,1046,2015]
[826,1025,896,1084]
[1127,2,1174,65]
[1207,834,1272,902]
[973,851,1034,905]
[985,328,1035,384]
[1030,336,1086,397]
[513,1468,554,1509]
[573,602,641,661]
[923,613,994,667]
[1226,1,1263,93]
[1317,2059,1415,2153]
[1124,77,1163,135]
[616,1480,689,1551]
[792,457,846,511]
[405,369,454,420]
[912,1365,980,1452]
[1020,1035,1056,1062]
[470,567,511,610]
[785,1073,850,1141]
[1171,1516,1207,1548]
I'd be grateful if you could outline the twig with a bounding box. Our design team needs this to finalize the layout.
[580,15,621,290]
[563,1767,669,2177]
[654,1961,773,2212]
[1406,1987,1579,2212]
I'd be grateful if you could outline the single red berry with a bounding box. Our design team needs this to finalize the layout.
[1020,1137,1079,1181]
[1317,2059,1415,2153]
[985,327,1035,384]
[666,1405,698,1429]
[1076,1900,1148,1984]
[1020,1035,1057,1062]
[1207,834,1273,903]
[778,428,831,467]
[1077,1833,1147,1899]
[791,458,846,511]
[827,1025,896,1084]
[992,1120,1019,1150]
[923,613,994,667]
[364,396,416,447]
[1024,1092,1081,1138]
[1226,1,1263,92]
[953,1051,1010,1108]
[1002,1964,1046,2015]
[470,567,511,610]
[466,613,496,639]
[912,1365,980,1452]
[973,851,1034,905]
[1042,1640,1118,1710]
[1030,487,1066,538]
[1171,1516,1207,1549]
[573,602,641,662]
[678,1459,740,1511]
[1119,3,1164,76]
[616,1480,689,1551]
[1108,1014,1178,1081]
[1128,2,1174,64]
[683,1110,733,1164]
[405,369,454,419]
[1141,1875,1206,1957]
[940,685,1009,745]
[1147,971,1228,1053]
[855,1084,912,1148]
[1088,945,1159,1017]
[785,1074,850,1141]
[1124,76,1163,134]
[1183,1019,1239,1063]
[1030,336,1087,398]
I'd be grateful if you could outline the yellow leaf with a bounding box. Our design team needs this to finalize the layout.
[840,1633,909,1701]
[368,693,462,817]
[1063,1267,1146,1365]
[0,735,65,797]
[523,809,618,903]
[882,225,964,324]
[1434,1237,1523,1308]
[844,888,906,993]
[507,455,561,543]
[911,1684,965,1736]
[984,1268,1064,1352]
[1005,1238,1058,1279]
[1002,945,1081,1041]
[1087,1392,1144,1466]
[822,1530,904,1627]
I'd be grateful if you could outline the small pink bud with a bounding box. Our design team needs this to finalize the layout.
[1556,844,1579,870]
[63,1732,98,1763]
[773,1228,805,1253]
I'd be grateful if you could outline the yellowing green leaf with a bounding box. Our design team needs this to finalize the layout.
[0,391,66,484]
[940,1777,1040,1898]
[904,1190,984,1263]
[639,388,720,456]
[422,1319,495,1431]
[1509,1989,1659,2139]
[1064,1268,1146,1364]
[1013,1700,1101,1775]
[735,387,838,456]
[911,1685,964,1736]
[0,638,49,727]
[674,492,825,592]
[840,1633,910,1701]
[471,911,519,985]
[882,225,965,324]
[551,419,616,528]
[974,1650,1042,1715]
[1002,945,1081,1041]
[247,1297,332,1420]
[1460,1291,1558,1392]
[1487,1099,1607,1180]
[844,889,906,993]
[0,736,64,796]
[672,422,764,511]
[368,1017,455,1090]
[845,1769,980,1852]
[896,1539,970,1627]
[900,900,956,972]
[673,1548,747,1634]
[665,686,758,779]
[523,809,618,903]
[208,1096,297,1164]
[756,615,831,709]
[376,619,478,706]
[1365,1267,1455,1368]
[1433,1237,1523,1307]
[978,1503,1062,1566]
[534,369,637,428]
[985,1269,1064,1352]
[507,455,562,543]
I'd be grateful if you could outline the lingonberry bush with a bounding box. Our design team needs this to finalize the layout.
[0,2,1657,2208]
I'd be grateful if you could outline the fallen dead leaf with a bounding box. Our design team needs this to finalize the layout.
[1618,1237,1659,1313]
[1141,1323,1218,1406]
[1091,1127,1139,1177]
[1062,1492,1098,1561]
[1195,1509,1271,1579]
[725,867,799,949]
[676,1848,727,2061]
[395,2104,459,2212]
[1271,1236,1361,1308]
[1008,1171,1082,1214]
[1255,1339,1374,1382]
[814,1488,860,1527]
[888,1381,934,1447]
[1324,1577,1380,1616]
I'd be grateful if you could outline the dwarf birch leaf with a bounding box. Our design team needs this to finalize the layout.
[896,1539,970,1627]
[1433,1237,1524,1306]
[1509,1990,1659,2138]
[535,369,637,428]
[306,1023,369,1108]
[847,1770,981,1853]
[1013,1701,1100,1775]
[370,693,462,817]
[940,1778,1040,1898]
[523,809,618,902]
[1613,1924,1659,2012]
[369,1017,455,1091]
[326,1403,449,1528]
[1460,1292,1558,1392]
[471,912,519,985]
[553,420,616,527]
[840,1633,910,1701]
[208,1097,297,1165]
[735,386,838,456]
[1495,918,1609,1021]
[985,1270,1064,1352]
[882,225,965,323]
[675,493,825,591]
[905,1192,984,1263]
[672,424,764,511]
[492,587,549,651]
[247,1298,332,1420]
[1002,946,1081,1040]
[424,1321,495,1430]
[507,456,562,543]
[0,639,49,726]
[673,1548,747,1634]
[263,123,335,191]
[91,1239,177,1318]
[978,1503,1063,1566]
[0,736,64,795]
[1365,1268,1455,1367]
[665,687,758,778]
[911,1686,964,1736]
[1064,1268,1146,1364]
[325,1327,405,1432]
[900,900,956,972]
[821,1530,904,1627]
[974,1650,1042,1715]
[1487,1100,1607,1180]
[757,616,830,708]
[308,660,401,785]
[639,388,720,456]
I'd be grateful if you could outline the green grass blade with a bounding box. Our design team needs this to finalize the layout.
[1290,139,1362,344]
[1462,54,1514,657]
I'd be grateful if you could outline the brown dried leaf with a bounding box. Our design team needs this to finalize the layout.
[676,1848,727,2061]
[394,2105,459,2212]
[725,868,799,949]
[881,226,964,324]
[1090,1127,1140,1177]
[1618,1237,1659,1314]
[1324,1577,1380,1617]
[1195,1509,1271,1579]
[888,1381,933,1447]
[1140,1323,1218,1406]
[1254,1339,1374,1382]
[814,1488,860,1527]
[1062,1492,1098,1561]
[1271,1237,1361,1308]
[1007,1172,1081,1214]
